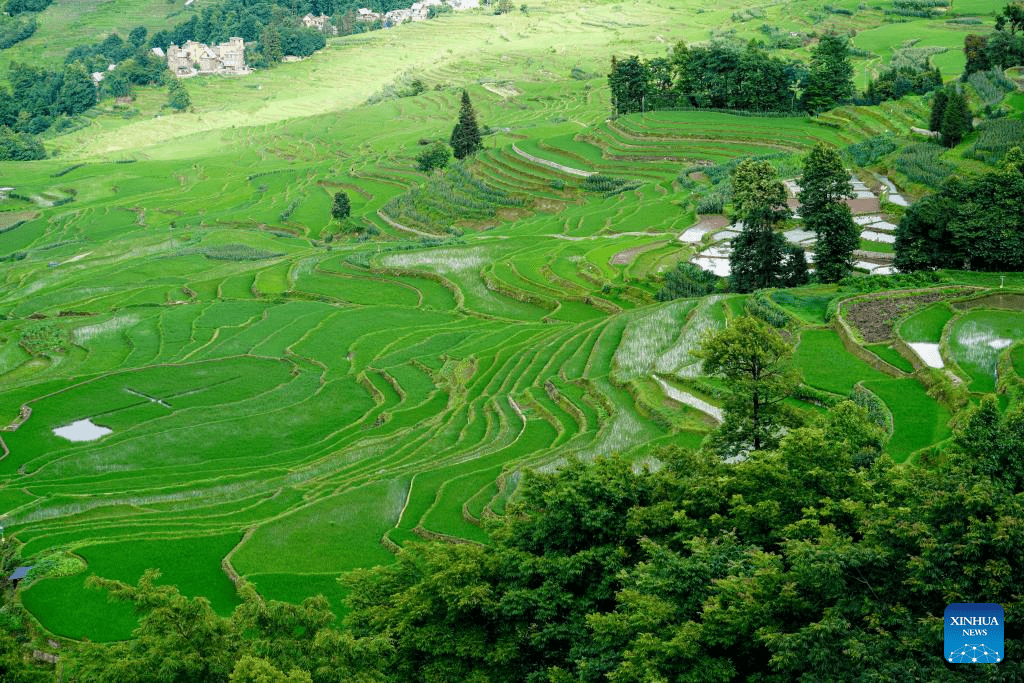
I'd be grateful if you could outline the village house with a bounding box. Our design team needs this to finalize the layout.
[166,37,249,77]
[302,13,338,34]
[357,7,381,21]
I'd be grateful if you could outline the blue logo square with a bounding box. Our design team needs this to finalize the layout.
[945,603,1004,664]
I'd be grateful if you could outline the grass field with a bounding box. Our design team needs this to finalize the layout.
[0,0,1019,642]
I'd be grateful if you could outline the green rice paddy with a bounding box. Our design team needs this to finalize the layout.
[0,0,1020,643]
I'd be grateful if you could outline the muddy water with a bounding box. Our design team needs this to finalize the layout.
[956,294,1024,311]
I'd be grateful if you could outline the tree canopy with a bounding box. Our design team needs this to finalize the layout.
[798,143,858,282]
[450,90,483,159]
[728,158,790,292]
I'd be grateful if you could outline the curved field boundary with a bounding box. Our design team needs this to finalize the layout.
[376,210,441,238]
[512,144,594,178]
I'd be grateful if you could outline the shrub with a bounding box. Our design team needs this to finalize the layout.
[416,142,452,172]
[845,135,899,166]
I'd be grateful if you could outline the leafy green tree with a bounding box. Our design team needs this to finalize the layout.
[331,191,351,221]
[230,656,311,683]
[67,570,238,682]
[963,33,991,75]
[696,316,799,455]
[800,33,853,113]
[928,89,948,131]
[128,25,148,48]
[0,125,45,161]
[0,628,49,683]
[940,89,971,147]
[607,55,650,115]
[798,143,858,282]
[58,63,98,116]
[449,90,483,159]
[167,78,191,111]
[728,158,790,292]
[415,141,451,172]
[103,71,132,99]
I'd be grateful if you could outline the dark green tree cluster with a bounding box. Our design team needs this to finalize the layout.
[334,392,1024,682]
[963,3,1024,75]
[450,91,483,159]
[608,34,854,116]
[0,14,38,50]
[798,142,859,282]
[728,159,790,292]
[0,126,45,161]
[861,64,942,105]
[609,41,803,114]
[929,88,972,147]
[895,147,1024,271]
[4,0,52,14]
[799,33,854,113]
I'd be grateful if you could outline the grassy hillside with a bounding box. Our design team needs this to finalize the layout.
[0,0,1022,644]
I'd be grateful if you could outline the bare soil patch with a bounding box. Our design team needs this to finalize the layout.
[844,290,971,342]
[611,240,668,265]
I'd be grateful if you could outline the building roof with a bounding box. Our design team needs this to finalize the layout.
[9,566,32,581]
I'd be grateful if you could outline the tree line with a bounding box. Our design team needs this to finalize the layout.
[608,34,853,115]
[963,2,1024,76]
[895,146,1024,272]
[4,314,1021,682]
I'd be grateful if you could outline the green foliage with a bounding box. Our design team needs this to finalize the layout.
[415,142,451,172]
[940,89,972,147]
[965,117,1024,164]
[4,0,52,14]
[844,134,898,166]
[167,79,192,112]
[0,125,45,161]
[798,143,857,282]
[182,244,286,261]
[896,156,1024,271]
[862,64,942,105]
[728,159,790,292]
[697,315,800,454]
[331,191,351,221]
[610,42,801,115]
[450,90,483,159]
[382,163,523,230]
[0,14,37,50]
[581,173,640,196]
[968,67,1016,106]
[656,262,722,300]
[801,33,855,113]
[894,142,954,186]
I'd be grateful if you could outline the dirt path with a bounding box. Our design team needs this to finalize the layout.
[377,210,441,238]
[511,144,594,177]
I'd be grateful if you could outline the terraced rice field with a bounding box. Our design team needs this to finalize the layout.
[1,0,1020,644]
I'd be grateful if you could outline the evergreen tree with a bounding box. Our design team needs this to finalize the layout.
[167,78,191,111]
[450,90,483,159]
[800,33,854,113]
[331,191,351,221]
[940,90,971,147]
[728,158,790,292]
[929,89,948,132]
[781,245,810,287]
[797,143,859,282]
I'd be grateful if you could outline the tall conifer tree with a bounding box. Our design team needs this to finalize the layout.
[450,90,483,159]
